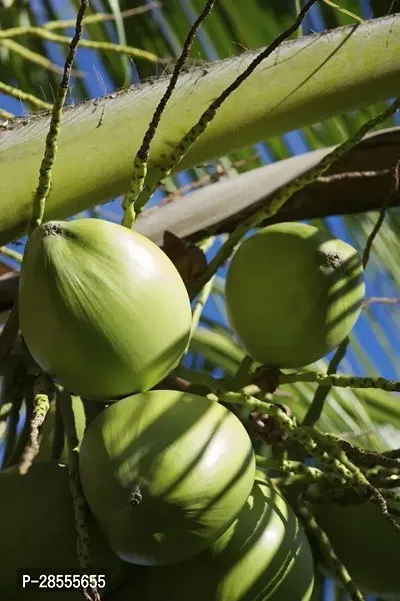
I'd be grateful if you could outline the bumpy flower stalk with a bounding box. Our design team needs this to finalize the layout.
[296,502,365,601]
[218,390,400,524]
[175,365,400,394]
[18,374,54,475]
[215,392,352,481]
[281,371,400,392]
[121,0,218,227]
[256,456,332,482]
[338,449,400,534]
[315,433,400,473]
[306,428,400,533]
[58,388,100,601]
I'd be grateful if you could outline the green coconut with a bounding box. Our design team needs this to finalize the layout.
[148,475,315,601]
[35,395,86,463]
[19,219,192,400]
[311,497,400,596]
[225,222,365,368]
[0,461,124,599]
[79,389,256,566]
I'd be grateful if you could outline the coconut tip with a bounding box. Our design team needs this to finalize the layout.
[41,221,65,237]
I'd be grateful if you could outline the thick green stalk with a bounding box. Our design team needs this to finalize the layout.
[1,15,400,244]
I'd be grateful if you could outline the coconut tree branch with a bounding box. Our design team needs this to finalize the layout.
[2,16,400,245]
[363,296,400,307]
[133,127,400,246]
[5,30,160,63]
[0,246,22,262]
[1,130,400,314]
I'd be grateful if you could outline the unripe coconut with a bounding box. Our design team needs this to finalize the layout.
[148,474,315,601]
[19,219,192,400]
[225,222,365,367]
[311,498,400,596]
[79,389,256,566]
[0,461,124,599]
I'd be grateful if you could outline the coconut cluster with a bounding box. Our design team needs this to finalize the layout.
[9,219,373,600]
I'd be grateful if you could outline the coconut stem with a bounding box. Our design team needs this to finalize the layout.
[174,365,400,394]
[256,456,333,483]
[28,1,89,233]
[18,373,54,475]
[216,392,400,529]
[58,387,101,601]
[296,501,366,601]
[121,0,218,228]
